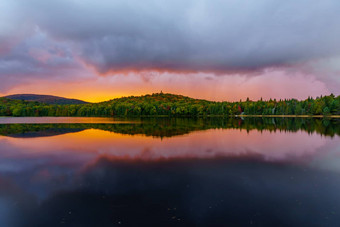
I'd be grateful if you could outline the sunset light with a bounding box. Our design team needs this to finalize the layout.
[1,0,340,226]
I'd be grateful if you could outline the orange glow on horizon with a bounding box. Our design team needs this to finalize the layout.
[0,128,331,162]
[1,69,332,103]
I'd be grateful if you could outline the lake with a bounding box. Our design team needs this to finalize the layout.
[0,117,339,226]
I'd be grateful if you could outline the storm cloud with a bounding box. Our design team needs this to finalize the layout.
[2,0,340,73]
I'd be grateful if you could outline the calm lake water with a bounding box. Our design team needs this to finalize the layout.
[0,117,339,226]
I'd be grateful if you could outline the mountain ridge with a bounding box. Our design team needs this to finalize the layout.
[4,94,88,105]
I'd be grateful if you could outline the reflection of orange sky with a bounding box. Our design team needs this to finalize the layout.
[0,128,332,162]
[1,70,330,102]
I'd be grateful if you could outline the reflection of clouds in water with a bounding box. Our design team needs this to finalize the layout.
[2,159,340,226]
[0,128,332,163]
[0,125,338,225]
[0,128,338,203]
[0,198,11,227]
[310,139,340,172]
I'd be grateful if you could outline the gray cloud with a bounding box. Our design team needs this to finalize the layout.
[0,28,91,92]
[12,0,340,73]
[1,0,340,91]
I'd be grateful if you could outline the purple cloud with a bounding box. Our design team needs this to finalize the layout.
[0,0,340,93]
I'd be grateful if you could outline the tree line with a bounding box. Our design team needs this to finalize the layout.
[0,93,339,117]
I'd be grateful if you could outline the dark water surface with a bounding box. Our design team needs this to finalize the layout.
[0,117,339,226]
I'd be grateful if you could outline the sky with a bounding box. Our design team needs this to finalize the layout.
[0,0,340,102]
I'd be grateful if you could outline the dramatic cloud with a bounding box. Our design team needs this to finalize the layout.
[0,0,339,98]
[13,0,340,72]
[0,28,93,92]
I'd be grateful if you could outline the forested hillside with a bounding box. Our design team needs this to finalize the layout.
[0,93,339,117]
[4,94,88,105]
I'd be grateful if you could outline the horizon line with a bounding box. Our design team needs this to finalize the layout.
[2,92,338,104]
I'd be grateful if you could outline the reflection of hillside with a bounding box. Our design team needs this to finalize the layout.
[0,117,339,138]
[6,128,86,138]
[0,124,83,138]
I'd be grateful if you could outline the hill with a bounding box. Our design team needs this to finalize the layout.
[4,94,88,105]
[102,93,205,104]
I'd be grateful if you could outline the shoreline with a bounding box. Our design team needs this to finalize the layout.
[234,115,340,118]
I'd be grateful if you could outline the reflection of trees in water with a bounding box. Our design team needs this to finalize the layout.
[0,117,339,138]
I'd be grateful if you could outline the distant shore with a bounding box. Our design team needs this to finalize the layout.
[234,115,340,118]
